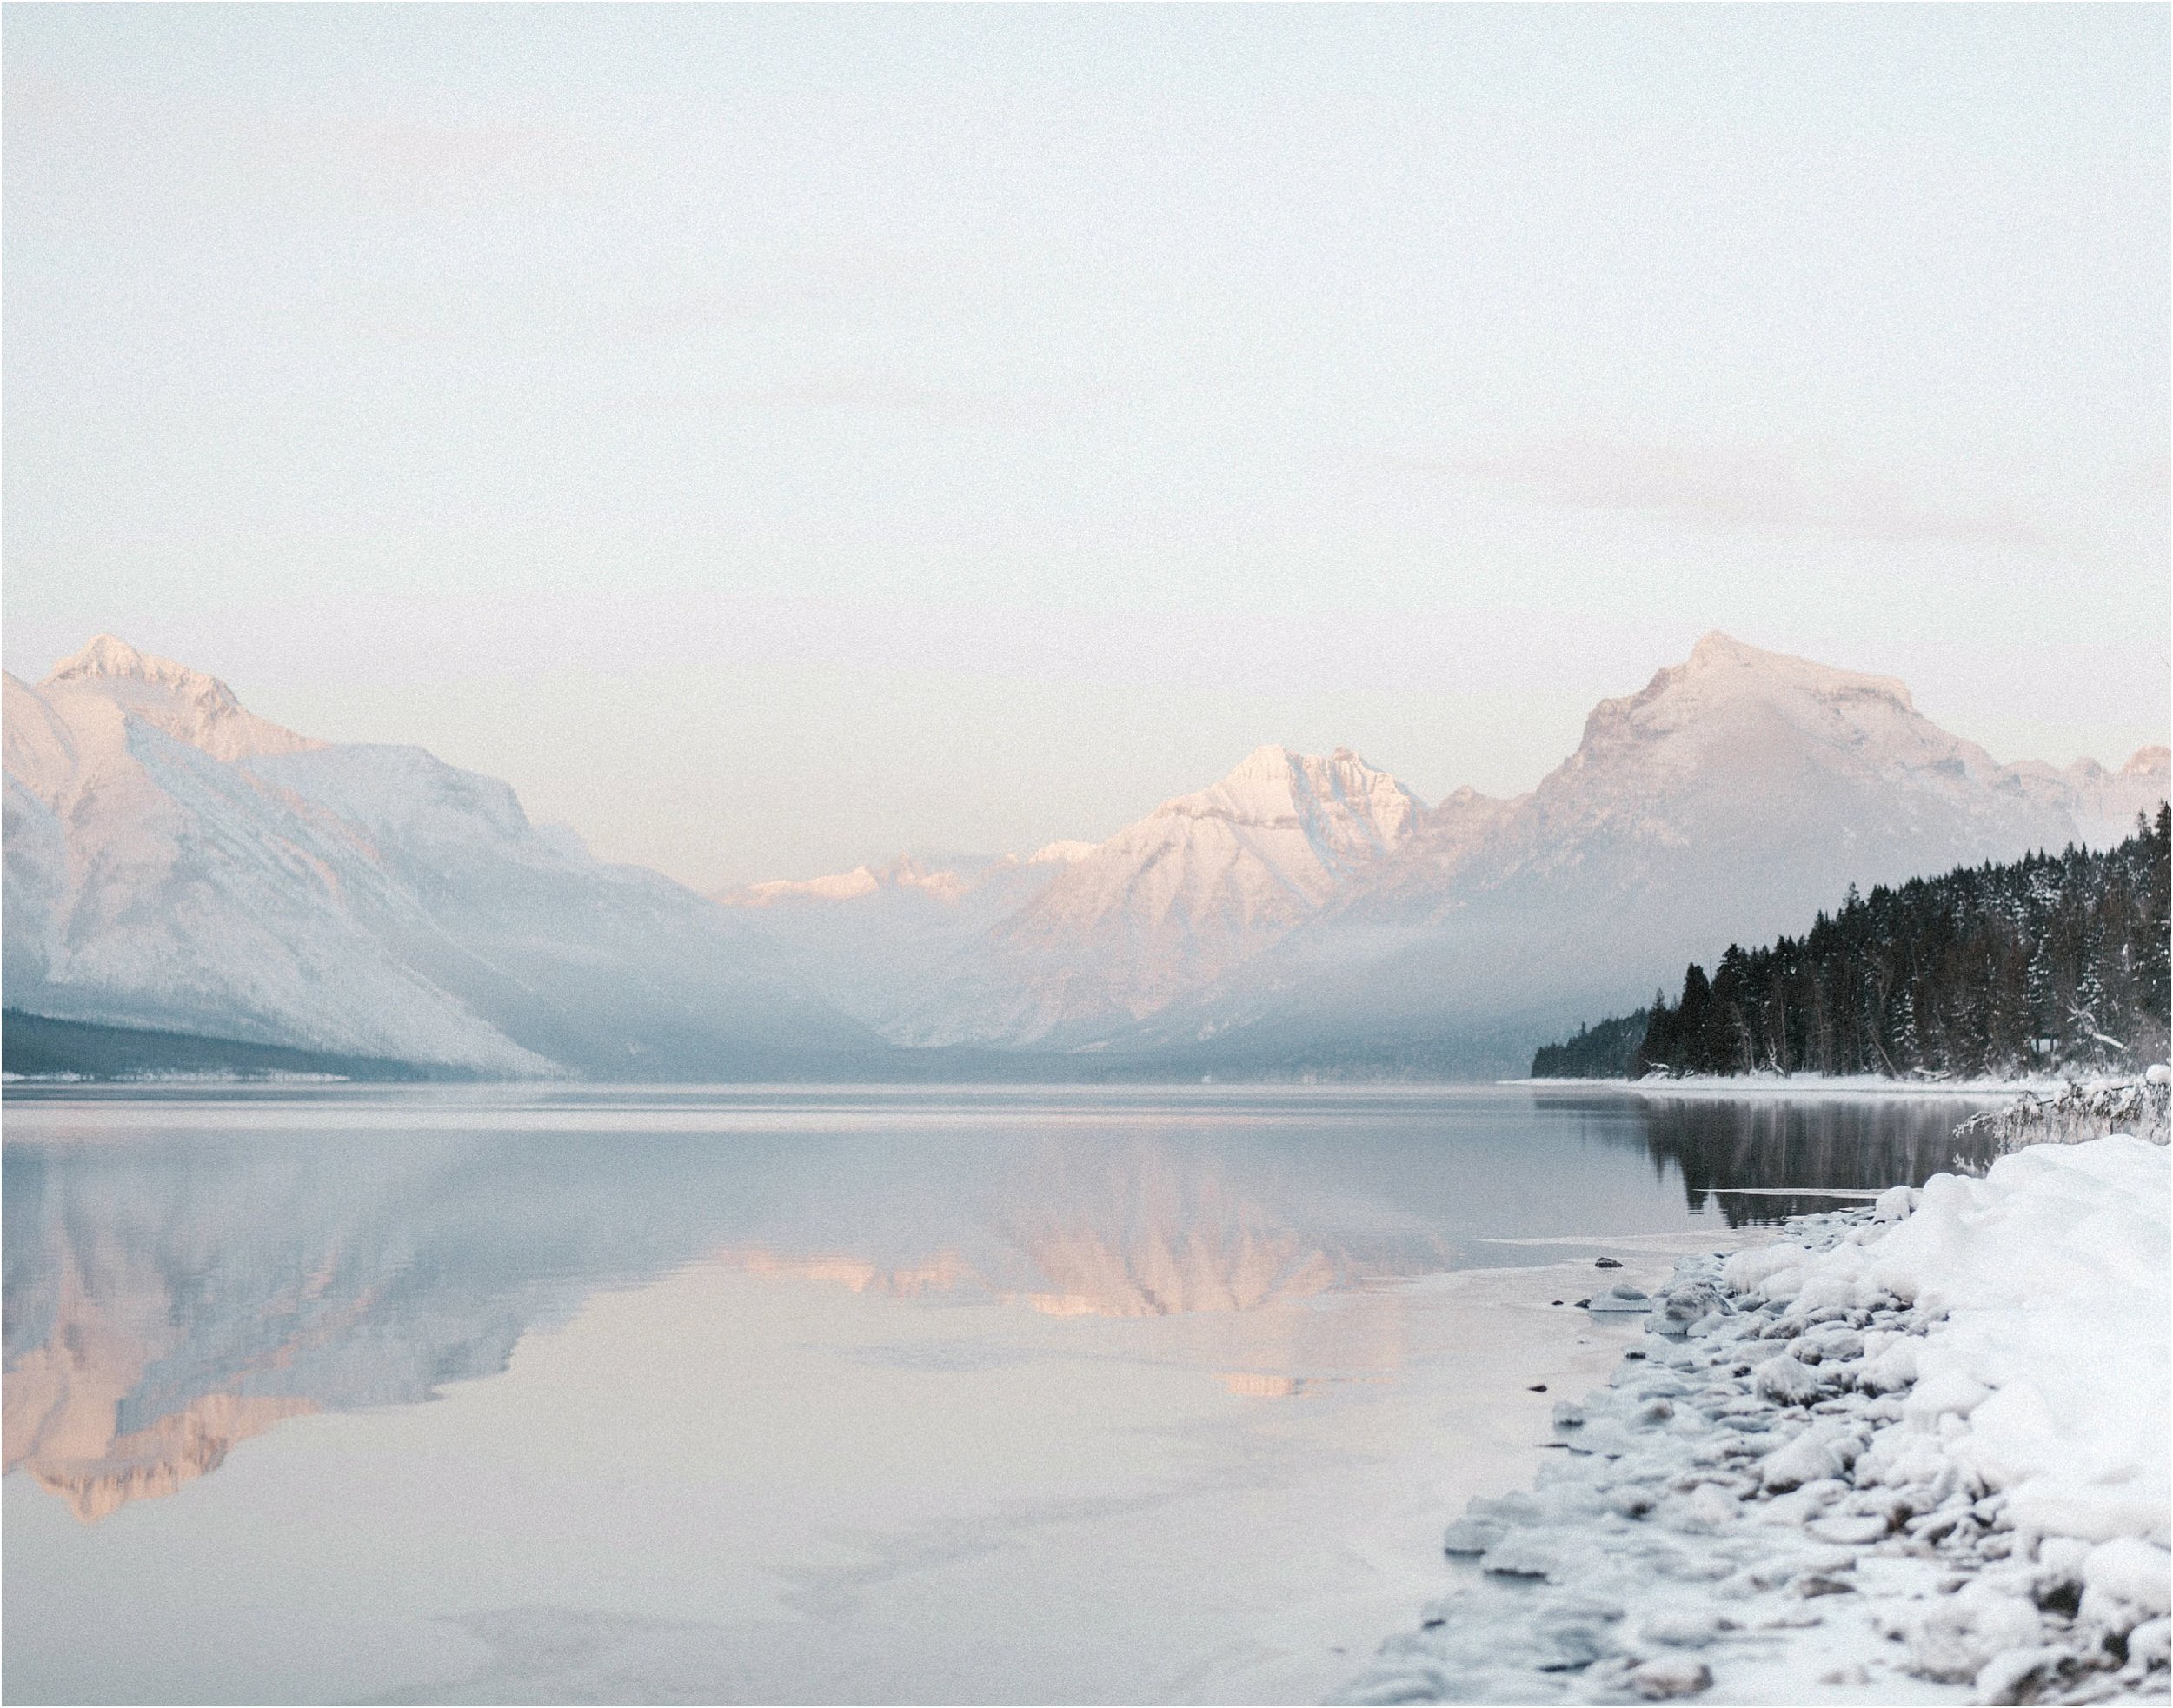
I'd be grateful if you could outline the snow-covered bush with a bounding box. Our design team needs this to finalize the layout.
[1956,1069,2170,1154]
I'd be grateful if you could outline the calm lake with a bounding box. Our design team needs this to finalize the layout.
[3,1085,2003,1705]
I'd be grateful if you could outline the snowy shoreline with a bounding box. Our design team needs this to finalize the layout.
[1516,1075,2070,1100]
[1338,1137,2171,1706]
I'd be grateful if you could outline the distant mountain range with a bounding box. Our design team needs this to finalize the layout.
[5,632,2165,1080]
[728,744,1425,1047]
[723,632,2169,1076]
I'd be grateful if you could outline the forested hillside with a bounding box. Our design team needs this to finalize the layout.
[1532,805,2170,1080]
[1528,1011,1650,1079]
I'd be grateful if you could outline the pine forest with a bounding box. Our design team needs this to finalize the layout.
[1532,805,2171,1080]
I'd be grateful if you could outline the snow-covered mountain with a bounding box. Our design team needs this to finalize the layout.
[881,745,1425,1046]
[718,746,1425,1046]
[724,640,2165,1067]
[1126,633,2171,1073]
[713,847,1090,1029]
[14,630,2161,1080]
[3,637,875,1076]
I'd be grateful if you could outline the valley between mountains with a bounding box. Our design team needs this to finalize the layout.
[5,632,2165,1081]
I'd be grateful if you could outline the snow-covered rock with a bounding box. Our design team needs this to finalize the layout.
[1338,1136,2170,1705]
[4,638,875,1076]
[1957,1078,2172,1151]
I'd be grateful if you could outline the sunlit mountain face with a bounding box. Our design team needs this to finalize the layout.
[2,1087,2001,1520]
[715,635,2167,1072]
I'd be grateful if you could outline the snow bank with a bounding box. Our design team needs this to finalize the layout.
[1954,1074,2170,1153]
[1606,1075,2072,1099]
[1761,1139,2167,1552]
[1339,1137,2170,1705]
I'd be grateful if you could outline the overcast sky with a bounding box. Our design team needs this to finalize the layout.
[6,4,2167,889]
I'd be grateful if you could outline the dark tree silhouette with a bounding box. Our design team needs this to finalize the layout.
[1532,805,2170,1080]
[1530,1009,1650,1078]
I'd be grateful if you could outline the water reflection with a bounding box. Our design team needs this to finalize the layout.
[708,1142,1442,1319]
[3,1131,727,1521]
[1602,1092,2002,1225]
[3,1087,2000,1522]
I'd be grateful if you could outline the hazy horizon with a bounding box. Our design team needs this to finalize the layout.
[7,4,2168,889]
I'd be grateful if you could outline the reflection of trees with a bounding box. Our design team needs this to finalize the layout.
[1628,1097,2004,1226]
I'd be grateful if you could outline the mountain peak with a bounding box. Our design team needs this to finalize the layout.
[45,635,242,712]
[1676,631,1914,709]
[1182,744,1419,830]
[1220,742,1399,788]
[37,635,319,762]
[1569,635,1940,788]
[1685,629,1759,669]
[1231,743,1303,779]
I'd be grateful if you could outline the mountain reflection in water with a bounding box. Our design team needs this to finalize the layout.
[3,1086,2001,1522]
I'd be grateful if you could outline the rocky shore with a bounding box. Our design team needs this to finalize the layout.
[1337,1138,2171,1706]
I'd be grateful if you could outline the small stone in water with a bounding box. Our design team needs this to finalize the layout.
[1442,1517,1507,1555]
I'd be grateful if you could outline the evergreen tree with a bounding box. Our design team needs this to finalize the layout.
[1559,810,2171,1080]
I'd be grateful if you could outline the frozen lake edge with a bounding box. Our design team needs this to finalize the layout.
[1339,1137,2173,1706]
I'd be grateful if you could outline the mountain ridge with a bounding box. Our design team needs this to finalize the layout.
[6,630,2163,1080]
[882,743,1425,1046]
[1103,633,2169,1073]
[726,631,2165,1072]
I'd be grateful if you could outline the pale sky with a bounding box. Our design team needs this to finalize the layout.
[5,4,2167,890]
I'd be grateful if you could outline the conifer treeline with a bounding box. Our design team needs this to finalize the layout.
[1529,1010,1649,1078]
[1533,806,2171,1080]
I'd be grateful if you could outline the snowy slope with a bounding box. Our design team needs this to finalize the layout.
[881,746,1425,1046]
[1124,634,2173,1072]
[1380,630,2148,929]
[3,638,874,1076]
[2008,745,2171,850]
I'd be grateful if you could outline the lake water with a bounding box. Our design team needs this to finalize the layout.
[2,1085,2004,1705]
